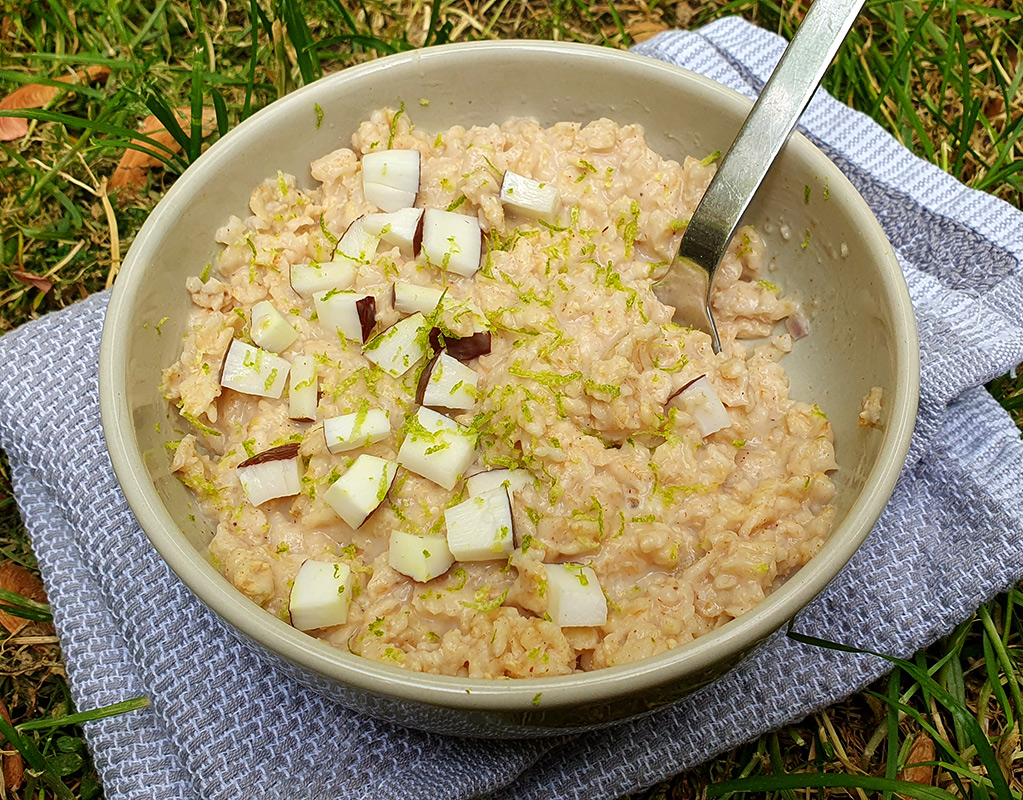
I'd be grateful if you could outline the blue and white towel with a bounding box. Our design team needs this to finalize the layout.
[1,17,1022,800]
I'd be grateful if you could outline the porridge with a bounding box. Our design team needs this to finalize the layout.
[161,108,837,678]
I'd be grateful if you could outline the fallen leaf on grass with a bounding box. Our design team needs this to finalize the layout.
[626,19,669,43]
[0,697,24,792]
[11,270,53,294]
[897,730,935,798]
[0,561,50,635]
[109,108,216,190]
[0,65,110,141]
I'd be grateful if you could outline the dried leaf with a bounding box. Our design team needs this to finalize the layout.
[897,731,935,795]
[11,270,53,294]
[0,697,24,792]
[0,65,110,141]
[626,19,669,43]
[0,561,50,635]
[109,108,216,190]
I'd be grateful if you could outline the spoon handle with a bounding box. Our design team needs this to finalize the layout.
[678,0,866,306]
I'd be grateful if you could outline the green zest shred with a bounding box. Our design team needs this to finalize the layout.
[460,586,509,612]
[387,101,406,149]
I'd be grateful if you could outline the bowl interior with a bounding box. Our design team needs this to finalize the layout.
[100,41,918,731]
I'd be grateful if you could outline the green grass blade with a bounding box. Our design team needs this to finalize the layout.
[323,0,360,34]
[17,697,150,732]
[41,0,77,40]
[143,91,191,155]
[789,631,1013,799]
[865,689,971,773]
[0,70,107,101]
[707,772,961,799]
[210,86,229,138]
[0,715,75,800]
[940,630,969,750]
[251,0,273,38]
[423,0,454,47]
[866,0,938,120]
[883,667,900,800]
[242,0,261,119]
[6,53,133,68]
[280,0,321,84]
[128,0,170,50]
[570,0,613,47]
[313,33,401,56]
[607,1,631,46]
[766,731,797,800]
[0,587,52,622]
[979,604,1023,734]
[0,109,181,162]
[189,46,205,163]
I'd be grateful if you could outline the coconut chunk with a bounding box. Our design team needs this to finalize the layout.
[416,352,478,410]
[545,563,607,627]
[363,208,424,253]
[289,560,354,631]
[322,454,398,529]
[334,217,380,263]
[500,170,560,222]
[250,300,299,354]
[444,486,515,561]
[388,532,454,583]
[362,150,420,212]
[362,312,430,377]
[290,260,355,298]
[428,328,492,361]
[288,355,318,421]
[323,408,391,454]
[396,407,477,491]
[421,208,482,277]
[236,444,301,506]
[467,469,531,497]
[314,290,376,343]
[667,375,731,437]
[392,281,444,315]
[220,339,290,399]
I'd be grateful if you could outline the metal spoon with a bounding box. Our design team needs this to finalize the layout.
[653,0,866,353]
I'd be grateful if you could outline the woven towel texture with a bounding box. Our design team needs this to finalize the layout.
[1,17,1022,800]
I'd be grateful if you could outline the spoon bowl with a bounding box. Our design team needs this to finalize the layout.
[654,0,867,351]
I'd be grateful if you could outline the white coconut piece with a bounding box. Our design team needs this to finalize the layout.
[363,150,420,212]
[289,560,354,631]
[667,375,731,437]
[545,563,607,627]
[334,217,380,263]
[323,408,391,454]
[418,352,478,410]
[288,355,318,421]
[237,450,301,506]
[466,468,532,498]
[421,208,482,277]
[500,170,560,222]
[392,281,444,315]
[250,300,299,354]
[290,260,355,298]
[220,339,290,399]
[362,312,430,377]
[396,407,477,491]
[444,486,515,561]
[388,532,454,583]
[313,290,376,343]
[363,208,424,252]
[322,454,398,529]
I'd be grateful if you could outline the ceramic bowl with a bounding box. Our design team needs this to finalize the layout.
[99,40,918,738]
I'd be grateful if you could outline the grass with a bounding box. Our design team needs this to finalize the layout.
[0,0,1021,798]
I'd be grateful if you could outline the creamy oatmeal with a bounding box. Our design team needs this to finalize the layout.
[162,109,837,677]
